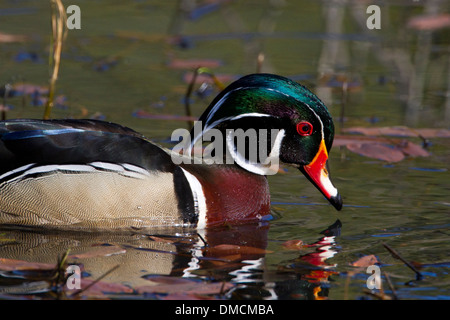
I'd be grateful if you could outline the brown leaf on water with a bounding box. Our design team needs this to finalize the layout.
[182,72,236,85]
[12,83,49,95]
[68,278,133,297]
[68,245,126,259]
[0,258,55,271]
[136,276,233,295]
[333,134,387,147]
[351,255,379,267]
[343,126,450,138]
[408,13,450,31]
[0,32,28,43]
[206,244,272,256]
[148,235,177,243]
[346,143,405,162]
[397,140,430,157]
[335,133,430,162]
[282,239,305,250]
[161,293,218,300]
[167,58,223,69]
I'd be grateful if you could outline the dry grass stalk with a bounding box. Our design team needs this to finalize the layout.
[44,0,67,120]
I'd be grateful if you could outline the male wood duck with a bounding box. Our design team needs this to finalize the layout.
[0,73,342,231]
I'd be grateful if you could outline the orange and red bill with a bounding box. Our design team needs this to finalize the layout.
[300,139,343,210]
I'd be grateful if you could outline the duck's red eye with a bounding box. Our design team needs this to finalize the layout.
[296,121,313,136]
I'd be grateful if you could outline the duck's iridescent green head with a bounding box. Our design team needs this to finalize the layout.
[194,73,342,211]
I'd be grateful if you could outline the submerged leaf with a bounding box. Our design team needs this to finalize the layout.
[167,58,223,69]
[136,275,233,295]
[206,244,272,256]
[282,240,305,250]
[346,143,405,162]
[68,278,133,297]
[408,13,450,30]
[0,258,55,271]
[182,72,237,85]
[343,126,450,138]
[0,32,28,43]
[68,245,126,259]
[351,255,379,267]
[335,133,430,162]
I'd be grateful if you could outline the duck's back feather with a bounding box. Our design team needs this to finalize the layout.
[0,119,175,174]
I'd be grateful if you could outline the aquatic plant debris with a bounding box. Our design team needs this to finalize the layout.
[343,126,450,138]
[136,275,233,296]
[351,255,379,267]
[333,125,450,162]
[68,245,126,259]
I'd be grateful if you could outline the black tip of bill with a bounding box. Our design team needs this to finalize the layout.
[329,193,343,211]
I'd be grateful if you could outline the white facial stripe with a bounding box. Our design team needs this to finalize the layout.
[180,168,207,229]
[204,87,245,124]
[268,128,285,161]
[303,103,325,140]
[204,85,325,141]
[190,113,272,153]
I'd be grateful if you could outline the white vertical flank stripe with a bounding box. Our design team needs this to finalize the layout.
[180,168,207,229]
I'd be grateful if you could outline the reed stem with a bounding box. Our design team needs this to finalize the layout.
[44,0,67,120]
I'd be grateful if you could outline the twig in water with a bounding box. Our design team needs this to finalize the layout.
[68,264,120,299]
[196,232,209,247]
[382,242,423,280]
[362,288,393,300]
[383,272,398,300]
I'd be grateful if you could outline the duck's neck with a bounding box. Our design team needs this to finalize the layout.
[182,164,270,227]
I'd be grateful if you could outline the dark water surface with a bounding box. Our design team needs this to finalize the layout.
[0,1,449,300]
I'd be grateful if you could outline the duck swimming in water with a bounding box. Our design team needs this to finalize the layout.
[0,73,342,231]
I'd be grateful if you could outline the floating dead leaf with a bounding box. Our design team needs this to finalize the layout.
[351,255,379,267]
[0,32,28,43]
[161,293,218,300]
[343,126,450,138]
[136,277,233,295]
[183,72,236,85]
[396,140,430,157]
[0,258,55,271]
[68,245,125,259]
[206,244,272,256]
[335,134,430,162]
[282,240,305,250]
[148,235,176,243]
[346,143,405,162]
[167,58,223,69]
[408,13,450,30]
[12,83,48,95]
[68,278,133,297]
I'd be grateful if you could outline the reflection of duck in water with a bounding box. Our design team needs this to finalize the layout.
[252,219,342,300]
[0,73,341,231]
[0,220,341,299]
[0,224,272,295]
